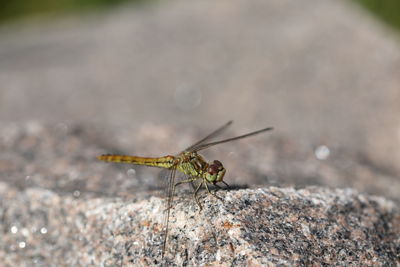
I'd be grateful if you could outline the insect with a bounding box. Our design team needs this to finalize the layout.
[96,121,273,258]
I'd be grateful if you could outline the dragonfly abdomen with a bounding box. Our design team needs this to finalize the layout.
[97,154,175,168]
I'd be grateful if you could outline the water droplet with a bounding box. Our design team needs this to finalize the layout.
[40,227,48,234]
[73,190,81,197]
[10,226,18,234]
[174,85,202,111]
[18,241,26,248]
[315,145,330,160]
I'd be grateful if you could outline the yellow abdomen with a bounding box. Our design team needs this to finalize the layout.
[97,154,175,169]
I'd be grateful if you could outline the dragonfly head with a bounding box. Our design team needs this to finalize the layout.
[205,160,226,183]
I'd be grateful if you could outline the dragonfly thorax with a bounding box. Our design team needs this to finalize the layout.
[177,152,226,184]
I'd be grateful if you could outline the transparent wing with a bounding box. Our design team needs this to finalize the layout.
[161,165,177,258]
[192,126,273,152]
[185,120,233,152]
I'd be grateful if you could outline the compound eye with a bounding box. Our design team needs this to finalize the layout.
[213,160,223,168]
[208,164,219,175]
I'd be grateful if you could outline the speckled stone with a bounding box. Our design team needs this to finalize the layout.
[0,122,399,266]
[0,182,398,266]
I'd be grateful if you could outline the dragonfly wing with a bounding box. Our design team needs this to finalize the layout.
[161,165,177,258]
[185,120,233,152]
[192,126,273,152]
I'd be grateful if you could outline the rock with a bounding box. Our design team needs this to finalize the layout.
[0,182,398,266]
[0,122,399,266]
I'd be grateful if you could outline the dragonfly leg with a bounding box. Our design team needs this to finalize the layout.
[193,181,204,210]
[213,183,223,190]
[174,177,197,189]
[173,177,197,202]
[204,182,223,202]
[221,181,230,189]
[164,177,196,212]
[174,178,203,210]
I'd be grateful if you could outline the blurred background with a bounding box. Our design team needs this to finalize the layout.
[1,0,400,29]
[0,0,399,200]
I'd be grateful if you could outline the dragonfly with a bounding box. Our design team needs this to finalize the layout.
[96,121,273,258]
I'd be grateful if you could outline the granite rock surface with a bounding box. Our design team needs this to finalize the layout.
[0,122,399,266]
[0,183,398,266]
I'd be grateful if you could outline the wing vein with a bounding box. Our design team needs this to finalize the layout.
[162,165,177,258]
[192,126,273,152]
[185,120,233,152]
